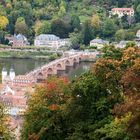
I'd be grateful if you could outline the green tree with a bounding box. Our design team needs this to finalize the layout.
[51,19,72,38]
[115,29,126,42]
[12,1,33,26]
[70,14,80,31]
[34,20,51,35]
[135,4,140,22]
[82,20,93,45]
[125,31,135,40]
[69,30,82,49]
[103,18,117,39]
[58,0,67,17]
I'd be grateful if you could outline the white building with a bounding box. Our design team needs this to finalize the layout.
[34,34,70,49]
[135,30,140,47]
[136,29,140,38]
[2,67,15,84]
[90,39,109,49]
[116,40,130,48]
[111,8,134,18]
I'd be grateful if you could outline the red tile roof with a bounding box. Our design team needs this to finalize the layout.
[112,8,134,12]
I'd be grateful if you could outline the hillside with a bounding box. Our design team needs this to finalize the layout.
[0,0,140,46]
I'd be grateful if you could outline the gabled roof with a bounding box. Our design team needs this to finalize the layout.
[35,34,60,40]
[118,40,129,45]
[14,34,27,41]
[90,39,109,44]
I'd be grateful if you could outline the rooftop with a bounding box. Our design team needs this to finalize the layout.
[112,8,134,11]
[35,34,60,40]
[90,39,109,44]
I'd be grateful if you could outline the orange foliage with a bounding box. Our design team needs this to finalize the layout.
[122,47,140,61]
[48,104,60,111]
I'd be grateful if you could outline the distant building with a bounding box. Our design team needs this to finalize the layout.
[90,39,109,49]
[111,8,134,18]
[34,34,70,48]
[136,29,140,38]
[116,40,130,48]
[6,34,29,47]
[2,67,36,86]
[135,30,140,47]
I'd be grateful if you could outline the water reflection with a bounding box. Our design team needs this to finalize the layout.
[0,58,94,78]
[0,58,48,75]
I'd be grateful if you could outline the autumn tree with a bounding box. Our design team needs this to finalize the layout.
[0,16,9,30]
[15,17,29,36]
[0,103,13,139]
[22,77,70,140]
[114,58,140,139]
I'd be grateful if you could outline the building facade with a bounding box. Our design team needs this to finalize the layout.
[136,29,140,38]
[7,34,29,47]
[111,8,134,18]
[90,39,109,49]
[34,34,70,48]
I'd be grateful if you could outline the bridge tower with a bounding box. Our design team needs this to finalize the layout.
[2,67,7,84]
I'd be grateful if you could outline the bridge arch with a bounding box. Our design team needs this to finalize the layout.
[57,63,62,68]
[36,72,45,82]
[73,58,77,63]
[65,60,70,65]
[47,68,53,74]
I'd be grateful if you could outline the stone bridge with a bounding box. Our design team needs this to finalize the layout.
[26,51,98,81]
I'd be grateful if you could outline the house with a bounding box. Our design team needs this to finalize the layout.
[136,29,140,38]
[135,30,140,47]
[90,39,109,49]
[58,39,70,48]
[116,40,130,48]
[111,8,134,18]
[7,34,29,47]
[34,34,70,48]
[34,34,60,48]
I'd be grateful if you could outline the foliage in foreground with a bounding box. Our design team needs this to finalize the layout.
[0,103,13,140]
[22,46,140,140]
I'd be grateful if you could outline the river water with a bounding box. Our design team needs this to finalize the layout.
[0,58,94,79]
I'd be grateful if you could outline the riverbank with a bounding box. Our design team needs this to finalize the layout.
[0,50,61,60]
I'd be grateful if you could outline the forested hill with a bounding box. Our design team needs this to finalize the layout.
[0,0,140,45]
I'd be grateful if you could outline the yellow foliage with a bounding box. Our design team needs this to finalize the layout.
[6,3,12,9]
[91,14,101,29]
[114,112,132,125]
[0,16,9,30]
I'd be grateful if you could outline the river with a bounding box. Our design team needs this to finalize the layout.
[0,58,94,79]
